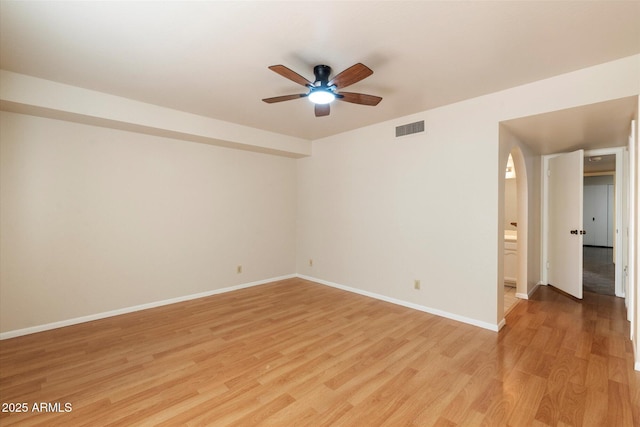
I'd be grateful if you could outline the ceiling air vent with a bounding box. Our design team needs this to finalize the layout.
[395,120,424,137]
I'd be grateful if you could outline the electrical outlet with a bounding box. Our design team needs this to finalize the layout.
[237,265,242,274]
[414,280,420,290]
[309,259,313,267]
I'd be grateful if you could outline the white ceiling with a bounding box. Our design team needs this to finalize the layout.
[1,1,639,147]
[502,96,638,154]
[584,154,616,174]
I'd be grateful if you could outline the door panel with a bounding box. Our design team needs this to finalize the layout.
[548,150,584,299]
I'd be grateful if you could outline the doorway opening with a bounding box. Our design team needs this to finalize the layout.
[583,153,618,296]
[541,147,625,300]
[501,146,528,317]
[583,148,626,297]
[504,152,519,313]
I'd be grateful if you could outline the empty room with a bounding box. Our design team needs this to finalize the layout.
[1,1,639,426]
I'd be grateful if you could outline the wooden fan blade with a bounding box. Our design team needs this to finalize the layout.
[262,94,307,103]
[328,63,373,89]
[268,65,312,87]
[315,104,330,117]
[337,92,382,106]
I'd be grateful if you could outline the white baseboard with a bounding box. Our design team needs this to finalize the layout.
[0,274,296,340]
[297,274,501,332]
[516,282,542,300]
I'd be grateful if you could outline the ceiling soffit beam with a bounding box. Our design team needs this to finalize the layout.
[0,70,312,158]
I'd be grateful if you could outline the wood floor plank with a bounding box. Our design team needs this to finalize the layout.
[438,356,499,423]
[583,389,609,427]
[558,381,587,427]
[401,369,471,426]
[586,353,610,393]
[1,279,639,426]
[507,371,547,427]
[478,368,530,425]
[607,379,635,427]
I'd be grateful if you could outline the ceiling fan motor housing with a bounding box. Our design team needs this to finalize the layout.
[313,65,332,87]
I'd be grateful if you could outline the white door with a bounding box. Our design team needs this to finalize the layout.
[548,149,584,299]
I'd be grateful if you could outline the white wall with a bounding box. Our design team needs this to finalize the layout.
[297,102,502,327]
[297,55,638,329]
[634,105,640,369]
[0,112,297,333]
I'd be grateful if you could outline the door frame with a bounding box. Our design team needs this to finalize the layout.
[541,146,626,297]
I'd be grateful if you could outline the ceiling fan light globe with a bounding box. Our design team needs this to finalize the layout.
[308,90,335,105]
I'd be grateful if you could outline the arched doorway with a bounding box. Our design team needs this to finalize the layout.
[501,146,528,319]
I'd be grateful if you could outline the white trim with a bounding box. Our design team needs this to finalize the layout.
[0,274,296,340]
[585,147,625,298]
[504,277,517,285]
[635,330,640,371]
[297,274,501,332]
[631,115,638,366]
[520,281,543,300]
[532,281,544,295]
[540,154,555,286]
[628,119,637,345]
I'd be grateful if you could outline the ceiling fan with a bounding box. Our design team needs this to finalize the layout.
[262,63,382,117]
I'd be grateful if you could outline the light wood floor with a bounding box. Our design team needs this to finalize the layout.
[1,278,638,426]
[504,284,518,315]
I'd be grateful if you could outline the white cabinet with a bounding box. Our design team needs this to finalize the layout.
[504,240,517,284]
